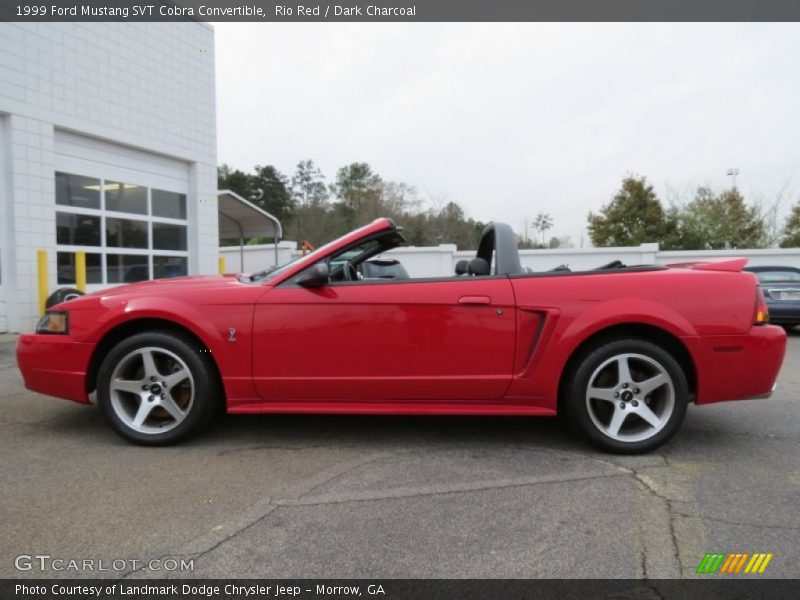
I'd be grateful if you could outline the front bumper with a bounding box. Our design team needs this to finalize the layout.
[685,325,787,405]
[17,334,95,404]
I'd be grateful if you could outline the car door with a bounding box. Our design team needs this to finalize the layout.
[252,276,516,404]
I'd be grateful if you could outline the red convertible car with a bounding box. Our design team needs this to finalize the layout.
[17,218,786,453]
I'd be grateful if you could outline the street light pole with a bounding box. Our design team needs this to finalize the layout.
[726,168,740,190]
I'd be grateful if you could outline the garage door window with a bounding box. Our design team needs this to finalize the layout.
[106,217,148,248]
[56,172,101,209]
[56,213,102,246]
[57,252,102,285]
[152,189,187,219]
[55,172,189,285]
[104,181,148,215]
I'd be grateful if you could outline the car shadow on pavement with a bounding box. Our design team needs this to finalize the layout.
[30,399,593,453]
[207,412,580,452]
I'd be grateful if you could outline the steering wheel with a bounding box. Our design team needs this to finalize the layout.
[341,261,359,281]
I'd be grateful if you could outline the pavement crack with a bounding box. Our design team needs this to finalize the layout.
[216,443,350,456]
[631,469,683,573]
[185,504,281,567]
[298,451,397,498]
[274,471,628,507]
[139,452,396,567]
[600,457,685,578]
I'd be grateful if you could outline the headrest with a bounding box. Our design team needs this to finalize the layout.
[468,257,491,276]
[454,259,469,275]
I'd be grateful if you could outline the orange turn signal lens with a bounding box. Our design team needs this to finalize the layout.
[36,311,69,335]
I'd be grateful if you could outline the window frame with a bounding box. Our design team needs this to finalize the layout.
[54,171,190,288]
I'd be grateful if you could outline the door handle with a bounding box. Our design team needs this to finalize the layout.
[458,295,492,305]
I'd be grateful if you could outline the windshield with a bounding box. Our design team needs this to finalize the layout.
[755,270,800,283]
[246,222,392,282]
[246,255,303,282]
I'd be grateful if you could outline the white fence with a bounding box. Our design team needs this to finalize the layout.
[220,241,800,278]
[219,241,298,274]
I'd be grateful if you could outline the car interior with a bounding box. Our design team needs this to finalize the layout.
[322,221,644,284]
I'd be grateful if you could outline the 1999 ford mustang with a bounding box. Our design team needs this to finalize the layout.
[17,218,786,452]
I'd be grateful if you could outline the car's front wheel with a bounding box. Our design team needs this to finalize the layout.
[564,338,689,454]
[97,331,220,445]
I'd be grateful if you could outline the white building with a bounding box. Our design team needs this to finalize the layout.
[0,22,218,333]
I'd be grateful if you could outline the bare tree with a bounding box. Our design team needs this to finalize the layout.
[753,180,792,247]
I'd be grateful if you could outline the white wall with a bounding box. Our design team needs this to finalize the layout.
[0,22,217,332]
[220,241,800,279]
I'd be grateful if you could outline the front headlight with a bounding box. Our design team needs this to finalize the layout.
[36,311,69,335]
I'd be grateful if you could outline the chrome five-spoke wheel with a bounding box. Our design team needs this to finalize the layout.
[566,338,689,453]
[109,346,194,434]
[585,353,675,443]
[97,331,220,445]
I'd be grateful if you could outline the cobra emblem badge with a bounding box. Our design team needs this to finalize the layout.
[228,327,237,343]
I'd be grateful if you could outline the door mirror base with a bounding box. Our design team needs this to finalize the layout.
[296,263,330,287]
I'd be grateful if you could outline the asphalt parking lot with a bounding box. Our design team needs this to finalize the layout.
[1,330,798,580]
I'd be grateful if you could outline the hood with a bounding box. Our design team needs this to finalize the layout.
[94,274,239,297]
[52,274,249,310]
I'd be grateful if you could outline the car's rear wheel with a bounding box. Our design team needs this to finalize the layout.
[97,331,220,445]
[564,338,689,454]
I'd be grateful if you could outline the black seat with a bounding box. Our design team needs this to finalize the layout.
[595,260,624,270]
[454,259,469,276]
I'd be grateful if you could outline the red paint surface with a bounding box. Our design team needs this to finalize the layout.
[17,218,787,414]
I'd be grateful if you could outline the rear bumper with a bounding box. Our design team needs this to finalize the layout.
[766,301,800,324]
[16,334,95,404]
[685,325,787,405]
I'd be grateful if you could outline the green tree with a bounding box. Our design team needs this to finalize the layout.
[423,201,485,248]
[218,164,259,200]
[588,176,673,247]
[780,201,800,248]
[677,187,766,249]
[332,162,383,228]
[252,165,295,224]
[533,212,554,245]
[218,163,295,225]
[219,160,490,250]
[291,159,328,206]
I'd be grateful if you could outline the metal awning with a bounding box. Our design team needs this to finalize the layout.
[218,190,283,271]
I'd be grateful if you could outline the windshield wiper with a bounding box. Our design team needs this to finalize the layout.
[248,266,278,281]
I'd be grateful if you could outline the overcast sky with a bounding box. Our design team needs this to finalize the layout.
[214,23,799,245]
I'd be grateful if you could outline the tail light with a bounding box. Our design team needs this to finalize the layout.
[754,288,770,325]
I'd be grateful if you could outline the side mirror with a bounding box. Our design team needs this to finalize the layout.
[296,263,330,288]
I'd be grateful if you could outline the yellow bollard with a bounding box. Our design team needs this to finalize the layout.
[75,251,87,293]
[218,256,226,275]
[37,249,48,315]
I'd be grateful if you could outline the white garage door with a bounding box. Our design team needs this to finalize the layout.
[54,131,191,290]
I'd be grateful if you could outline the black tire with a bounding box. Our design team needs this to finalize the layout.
[564,338,689,454]
[97,331,221,446]
[46,287,84,309]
